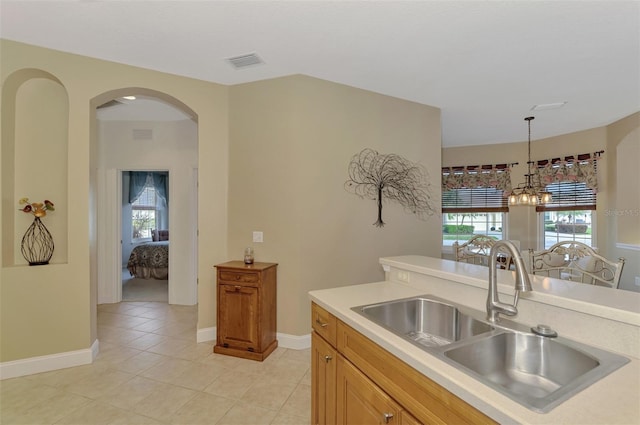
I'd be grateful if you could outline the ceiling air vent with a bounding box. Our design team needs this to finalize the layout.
[227,53,264,69]
[531,102,567,111]
[132,129,153,140]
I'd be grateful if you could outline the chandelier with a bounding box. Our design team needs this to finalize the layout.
[508,116,552,206]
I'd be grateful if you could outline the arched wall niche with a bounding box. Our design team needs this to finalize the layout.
[2,68,69,266]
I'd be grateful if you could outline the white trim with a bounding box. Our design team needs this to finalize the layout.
[196,327,311,350]
[277,332,311,350]
[616,243,640,251]
[0,340,98,380]
[91,339,100,360]
[197,326,216,343]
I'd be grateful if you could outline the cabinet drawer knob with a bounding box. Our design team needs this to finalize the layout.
[315,318,328,328]
[383,413,394,423]
[324,355,332,363]
[234,285,241,291]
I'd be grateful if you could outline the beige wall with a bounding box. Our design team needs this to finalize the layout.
[1,40,441,363]
[442,115,640,291]
[1,39,229,362]
[606,112,640,292]
[228,75,442,335]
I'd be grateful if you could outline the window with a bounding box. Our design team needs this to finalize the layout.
[535,153,599,249]
[131,183,158,241]
[540,210,594,249]
[443,211,505,246]
[442,187,508,246]
[441,165,512,247]
[537,180,596,249]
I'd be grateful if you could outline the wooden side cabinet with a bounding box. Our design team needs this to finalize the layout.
[214,261,278,361]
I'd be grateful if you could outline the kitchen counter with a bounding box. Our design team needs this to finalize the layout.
[309,255,640,424]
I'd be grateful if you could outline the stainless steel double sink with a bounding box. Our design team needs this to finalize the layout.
[352,295,629,413]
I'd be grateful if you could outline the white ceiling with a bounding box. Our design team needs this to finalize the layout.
[1,1,638,147]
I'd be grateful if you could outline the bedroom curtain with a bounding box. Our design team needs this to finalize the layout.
[128,171,169,204]
[153,172,168,204]
[128,172,149,203]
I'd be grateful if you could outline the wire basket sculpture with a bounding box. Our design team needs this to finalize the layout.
[21,217,55,265]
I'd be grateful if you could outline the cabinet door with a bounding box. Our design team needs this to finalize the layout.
[399,411,422,425]
[311,332,337,425]
[336,355,401,425]
[218,283,259,350]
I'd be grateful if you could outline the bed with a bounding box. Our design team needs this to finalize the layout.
[127,241,169,279]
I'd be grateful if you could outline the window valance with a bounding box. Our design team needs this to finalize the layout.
[442,164,513,193]
[535,151,602,193]
[129,171,169,204]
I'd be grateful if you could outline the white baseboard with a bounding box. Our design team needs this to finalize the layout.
[196,327,311,350]
[197,326,216,343]
[1,327,312,380]
[277,332,311,350]
[0,339,98,380]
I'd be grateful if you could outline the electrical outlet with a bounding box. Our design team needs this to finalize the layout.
[253,231,263,243]
[397,271,409,283]
[635,276,640,287]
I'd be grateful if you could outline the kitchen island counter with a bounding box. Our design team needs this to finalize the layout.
[309,256,640,424]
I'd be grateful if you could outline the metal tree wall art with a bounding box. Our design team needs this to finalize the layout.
[345,148,436,227]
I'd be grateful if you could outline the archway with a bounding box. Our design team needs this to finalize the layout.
[91,88,198,305]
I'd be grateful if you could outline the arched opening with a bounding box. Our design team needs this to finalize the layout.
[91,89,199,306]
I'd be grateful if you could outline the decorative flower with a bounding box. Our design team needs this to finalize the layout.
[19,198,55,218]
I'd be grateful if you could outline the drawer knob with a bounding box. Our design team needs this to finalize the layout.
[234,285,241,291]
[383,413,394,423]
[315,318,328,328]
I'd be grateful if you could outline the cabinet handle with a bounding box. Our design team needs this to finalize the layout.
[234,285,241,291]
[324,355,332,363]
[315,318,328,328]
[383,413,394,423]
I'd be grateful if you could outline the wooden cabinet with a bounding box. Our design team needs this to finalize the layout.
[311,331,337,425]
[214,261,277,361]
[311,302,497,425]
[336,355,403,425]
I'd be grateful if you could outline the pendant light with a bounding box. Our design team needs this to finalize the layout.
[508,117,552,206]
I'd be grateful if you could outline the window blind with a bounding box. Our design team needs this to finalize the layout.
[536,181,596,212]
[442,187,508,213]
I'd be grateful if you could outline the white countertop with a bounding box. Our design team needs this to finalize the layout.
[309,256,640,424]
[381,255,640,327]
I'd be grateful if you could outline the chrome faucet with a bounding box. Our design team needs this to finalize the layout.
[486,240,532,322]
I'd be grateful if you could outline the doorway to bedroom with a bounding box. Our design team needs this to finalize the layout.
[95,92,199,306]
[122,170,170,302]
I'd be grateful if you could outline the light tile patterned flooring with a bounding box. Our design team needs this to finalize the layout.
[1,302,311,424]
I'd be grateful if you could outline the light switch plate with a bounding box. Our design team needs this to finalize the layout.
[253,231,263,243]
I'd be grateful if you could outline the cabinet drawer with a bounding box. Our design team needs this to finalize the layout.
[312,303,337,346]
[219,270,260,284]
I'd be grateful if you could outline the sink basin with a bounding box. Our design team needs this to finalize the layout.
[353,296,493,347]
[352,295,630,413]
[443,331,629,412]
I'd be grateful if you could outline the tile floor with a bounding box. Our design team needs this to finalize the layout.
[1,302,311,424]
